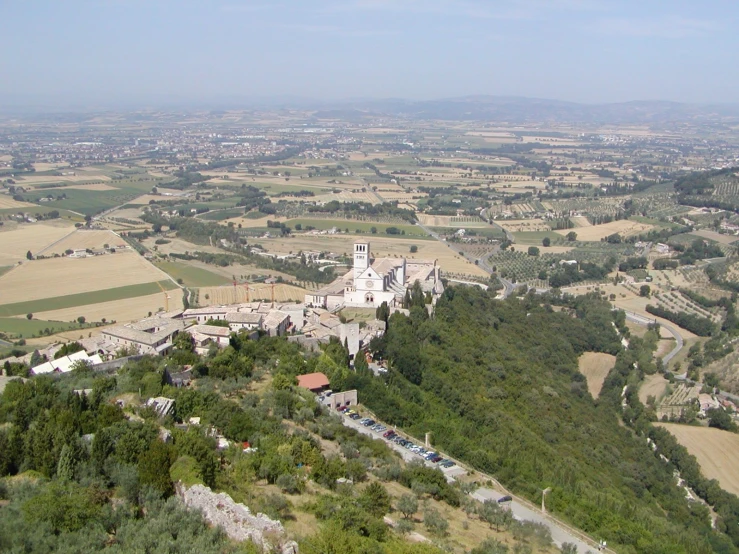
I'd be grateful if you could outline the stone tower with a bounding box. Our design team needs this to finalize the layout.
[353,242,370,279]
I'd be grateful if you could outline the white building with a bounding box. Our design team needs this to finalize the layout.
[305,241,443,310]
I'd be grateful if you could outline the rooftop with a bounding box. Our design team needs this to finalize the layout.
[297,372,330,391]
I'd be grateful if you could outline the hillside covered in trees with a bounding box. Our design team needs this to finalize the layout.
[344,288,739,553]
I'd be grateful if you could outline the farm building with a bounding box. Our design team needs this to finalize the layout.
[305,241,444,310]
[297,372,330,393]
[188,324,232,348]
[32,350,103,375]
[225,312,263,331]
[102,316,186,356]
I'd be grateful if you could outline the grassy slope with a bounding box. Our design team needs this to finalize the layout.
[155,261,231,287]
[0,318,92,338]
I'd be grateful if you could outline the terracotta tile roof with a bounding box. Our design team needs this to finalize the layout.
[297,372,330,391]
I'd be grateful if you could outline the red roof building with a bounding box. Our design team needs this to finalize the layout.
[297,372,330,392]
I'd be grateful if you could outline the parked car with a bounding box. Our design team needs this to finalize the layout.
[363,419,375,427]
[383,430,395,438]
[497,495,512,503]
[431,455,442,463]
[337,406,348,412]
[375,425,386,432]
[349,413,361,420]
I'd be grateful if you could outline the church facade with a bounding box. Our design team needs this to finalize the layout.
[305,242,443,310]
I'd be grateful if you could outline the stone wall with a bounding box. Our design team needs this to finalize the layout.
[177,483,298,553]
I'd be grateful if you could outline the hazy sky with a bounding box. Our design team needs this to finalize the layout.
[1,0,737,106]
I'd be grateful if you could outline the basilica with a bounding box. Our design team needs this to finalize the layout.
[305,242,444,310]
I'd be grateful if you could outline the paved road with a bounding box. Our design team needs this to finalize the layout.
[339,411,604,553]
[472,488,595,552]
[623,310,684,363]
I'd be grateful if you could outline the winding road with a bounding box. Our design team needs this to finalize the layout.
[622,310,684,363]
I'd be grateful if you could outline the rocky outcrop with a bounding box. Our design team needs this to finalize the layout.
[177,483,298,553]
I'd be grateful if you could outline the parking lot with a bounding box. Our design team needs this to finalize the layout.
[337,407,466,480]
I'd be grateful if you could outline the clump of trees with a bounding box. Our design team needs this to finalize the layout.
[646,304,716,336]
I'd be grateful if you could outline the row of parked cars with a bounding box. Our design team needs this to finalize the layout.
[338,406,456,469]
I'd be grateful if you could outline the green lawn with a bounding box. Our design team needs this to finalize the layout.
[513,231,563,244]
[0,280,178,317]
[0,318,93,338]
[287,218,430,237]
[155,262,231,287]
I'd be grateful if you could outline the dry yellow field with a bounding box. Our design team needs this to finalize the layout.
[691,229,739,246]
[222,215,287,228]
[13,174,106,185]
[308,190,380,204]
[58,182,117,191]
[127,194,171,205]
[417,214,489,228]
[0,222,76,265]
[31,291,183,323]
[37,229,125,256]
[555,220,654,241]
[578,352,616,398]
[540,245,575,254]
[0,195,35,209]
[0,252,167,303]
[657,423,739,496]
[499,219,551,233]
[639,374,669,404]
[256,234,489,277]
[198,284,308,305]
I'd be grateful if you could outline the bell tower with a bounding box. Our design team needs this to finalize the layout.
[353,242,370,279]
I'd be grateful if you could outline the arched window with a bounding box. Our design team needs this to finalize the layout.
[365,293,375,304]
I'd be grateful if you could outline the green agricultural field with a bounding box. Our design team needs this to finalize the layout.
[155,261,231,287]
[18,176,166,216]
[0,280,178,317]
[0,317,93,338]
[287,218,429,237]
[513,231,564,244]
[198,208,245,221]
[22,189,141,216]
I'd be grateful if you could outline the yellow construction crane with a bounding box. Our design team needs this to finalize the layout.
[157,282,170,312]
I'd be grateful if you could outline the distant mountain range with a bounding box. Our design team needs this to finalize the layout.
[309,96,739,125]
[2,93,739,125]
